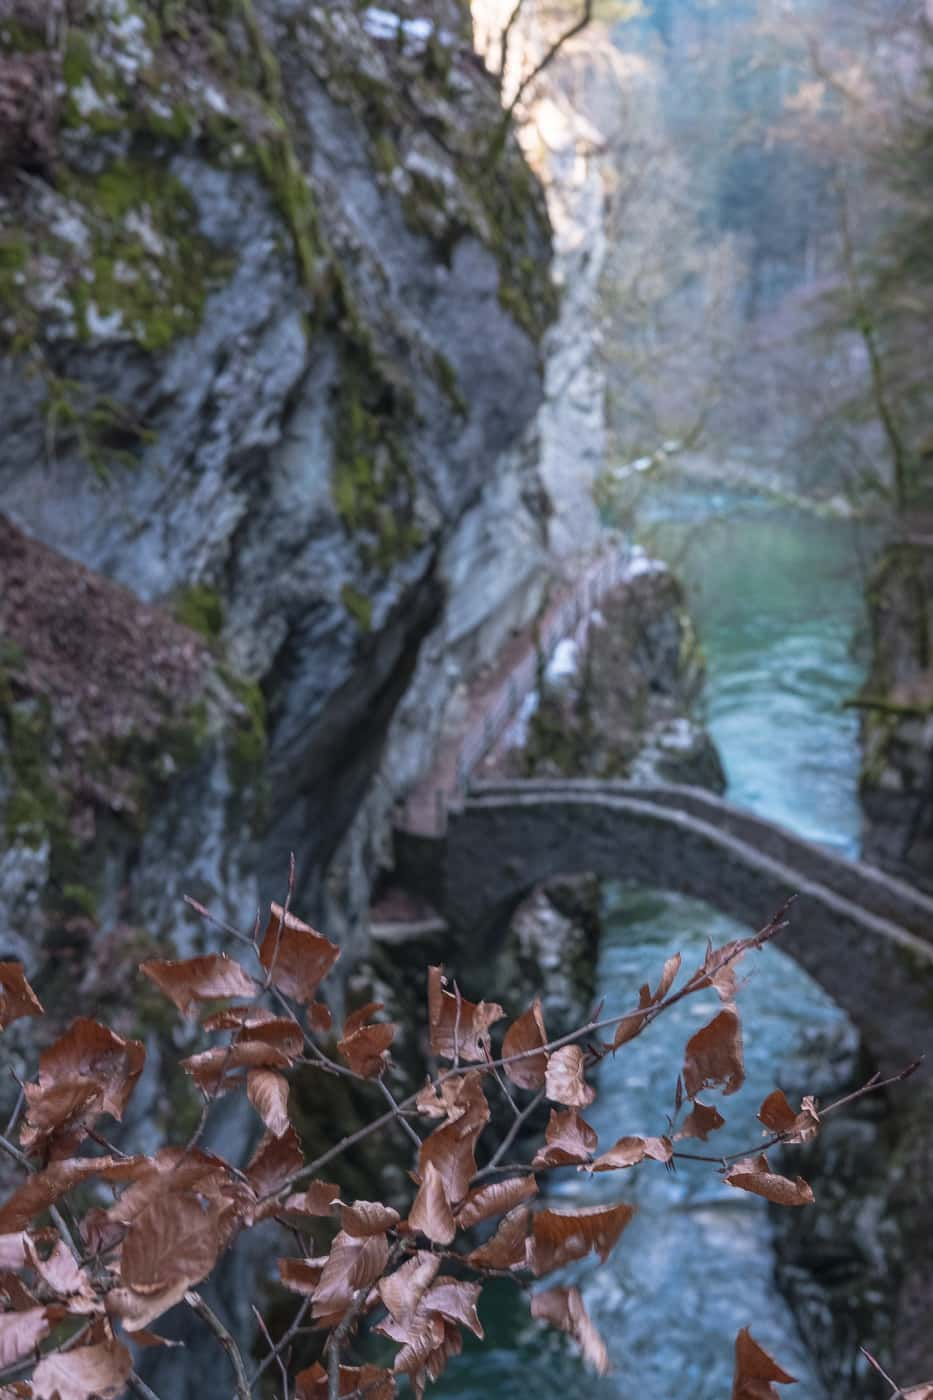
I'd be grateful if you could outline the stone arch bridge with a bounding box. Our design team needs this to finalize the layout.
[394,779,933,1072]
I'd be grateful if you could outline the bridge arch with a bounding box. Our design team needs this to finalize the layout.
[435,782,933,1072]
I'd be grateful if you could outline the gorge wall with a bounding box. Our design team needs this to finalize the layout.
[0,0,600,1028]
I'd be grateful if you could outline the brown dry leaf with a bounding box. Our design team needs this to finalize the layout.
[414,1074,485,1124]
[0,1234,27,1270]
[307,1001,333,1033]
[613,953,681,1050]
[0,963,44,1032]
[294,1362,396,1399]
[758,1090,820,1145]
[683,1007,745,1100]
[701,937,749,1003]
[0,1156,143,1234]
[501,998,548,1090]
[103,1149,227,1229]
[278,1256,328,1296]
[417,1074,490,1207]
[724,1155,815,1208]
[531,1286,609,1376]
[732,1325,797,1398]
[427,967,504,1062]
[378,1252,440,1324]
[340,1201,400,1238]
[545,1046,595,1108]
[312,1230,389,1322]
[380,1310,463,1392]
[259,903,340,1004]
[530,1202,635,1276]
[465,1206,531,1271]
[120,1193,221,1294]
[757,1090,795,1133]
[246,1126,304,1203]
[139,955,257,1016]
[532,1109,598,1168]
[236,1018,306,1058]
[0,1307,50,1368]
[246,1069,291,1137]
[676,1099,726,1142]
[201,1006,280,1032]
[587,1135,672,1173]
[423,1279,484,1339]
[23,1238,94,1308]
[32,1335,132,1400]
[21,1020,145,1153]
[408,1161,456,1245]
[337,1002,395,1078]
[180,1039,293,1095]
[456,1176,538,1230]
[280,1180,340,1219]
[130,1329,184,1348]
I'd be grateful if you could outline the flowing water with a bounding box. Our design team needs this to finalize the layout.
[434,481,871,1398]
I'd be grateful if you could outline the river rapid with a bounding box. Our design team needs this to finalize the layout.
[434,481,873,1398]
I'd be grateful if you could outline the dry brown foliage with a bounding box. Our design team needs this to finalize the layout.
[0,889,923,1399]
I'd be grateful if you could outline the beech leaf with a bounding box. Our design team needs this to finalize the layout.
[457,1176,538,1230]
[339,1201,400,1237]
[337,1002,395,1078]
[532,1109,598,1168]
[465,1206,531,1271]
[278,1256,328,1296]
[501,998,548,1089]
[259,903,340,1004]
[294,1362,396,1399]
[120,1193,222,1294]
[675,1099,726,1141]
[0,1307,50,1368]
[427,966,504,1062]
[408,1161,456,1245]
[545,1046,595,1108]
[587,1135,672,1172]
[139,955,257,1016]
[0,962,44,1031]
[732,1326,797,1398]
[21,1019,145,1153]
[312,1230,389,1322]
[683,1007,745,1099]
[378,1252,440,1324]
[531,1286,609,1376]
[724,1155,815,1207]
[0,1155,143,1234]
[246,1069,291,1137]
[32,1336,132,1400]
[758,1090,820,1145]
[530,1203,635,1276]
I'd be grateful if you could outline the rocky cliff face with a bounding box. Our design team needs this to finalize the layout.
[858,539,933,893]
[0,0,563,1011]
[506,558,726,790]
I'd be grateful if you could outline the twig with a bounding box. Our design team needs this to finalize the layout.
[128,1372,164,1400]
[184,1291,250,1400]
[672,1060,922,1167]
[251,1297,311,1387]
[252,1304,289,1396]
[263,854,296,991]
[860,1346,904,1396]
[4,1082,25,1139]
